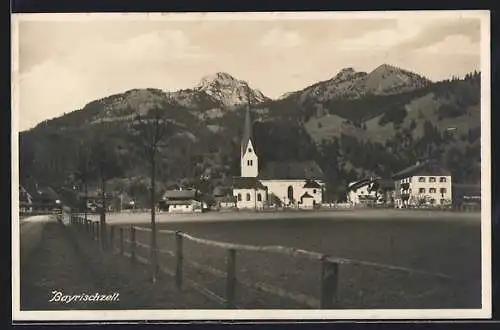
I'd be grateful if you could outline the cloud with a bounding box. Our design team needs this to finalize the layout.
[415,34,479,56]
[395,19,480,51]
[334,20,424,51]
[259,28,302,49]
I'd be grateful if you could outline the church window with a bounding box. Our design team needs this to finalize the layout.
[287,186,294,201]
[247,160,253,166]
[248,148,252,153]
[237,194,242,201]
[313,189,317,194]
[246,193,251,201]
[257,193,262,202]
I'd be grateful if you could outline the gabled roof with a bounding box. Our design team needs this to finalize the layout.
[392,160,451,180]
[303,180,321,189]
[216,195,236,203]
[233,177,267,190]
[37,186,59,200]
[163,189,198,200]
[19,186,33,202]
[241,107,254,158]
[347,179,372,191]
[301,192,314,199]
[258,160,325,180]
[164,199,199,206]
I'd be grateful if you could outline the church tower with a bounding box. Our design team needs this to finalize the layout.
[240,105,258,177]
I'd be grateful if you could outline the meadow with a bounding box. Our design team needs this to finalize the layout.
[91,210,482,309]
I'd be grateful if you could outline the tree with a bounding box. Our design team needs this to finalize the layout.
[129,106,173,282]
[90,134,122,251]
[74,141,94,222]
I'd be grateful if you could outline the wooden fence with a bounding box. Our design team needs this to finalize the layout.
[67,214,461,309]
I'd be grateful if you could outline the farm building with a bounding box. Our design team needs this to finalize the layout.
[392,160,452,208]
[232,106,325,209]
[19,184,61,212]
[159,188,203,213]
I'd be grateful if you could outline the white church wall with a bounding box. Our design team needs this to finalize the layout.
[260,180,322,206]
[233,188,267,209]
[303,187,323,205]
[241,140,258,178]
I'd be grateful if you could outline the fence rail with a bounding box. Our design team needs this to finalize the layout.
[67,214,462,309]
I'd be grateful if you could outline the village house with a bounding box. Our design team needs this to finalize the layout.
[346,178,395,206]
[232,107,325,210]
[20,184,61,212]
[347,179,378,206]
[392,160,453,208]
[159,188,203,213]
[19,185,33,212]
[213,186,237,210]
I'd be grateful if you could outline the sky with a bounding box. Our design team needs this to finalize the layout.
[13,11,485,131]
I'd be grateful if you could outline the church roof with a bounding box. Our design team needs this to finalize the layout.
[233,177,267,190]
[258,160,325,180]
[303,180,321,189]
[240,107,254,158]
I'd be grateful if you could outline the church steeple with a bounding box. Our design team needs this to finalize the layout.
[241,105,254,158]
[240,100,258,177]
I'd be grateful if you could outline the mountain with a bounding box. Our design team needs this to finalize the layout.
[289,64,431,105]
[19,67,481,204]
[168,72,271,110]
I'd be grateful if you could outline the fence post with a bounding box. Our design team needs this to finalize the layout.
[130,225,136,264]
[175,231,184,290]
[119,227,124,256]
[225,248,237,309]
[319,255,339,309]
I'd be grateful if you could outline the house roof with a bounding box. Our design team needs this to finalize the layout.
[233,177,267,190]
[216,195,236,203]
[241,107,254,158]
[31,186,59,200]
[301,192,314,199]
[303,180,321,189]
[19,186,32,202]
[348,179,372,191]
[163,189,198,200]
[392,160,451,180]
[164,199,198,206]
[258,160,325,180]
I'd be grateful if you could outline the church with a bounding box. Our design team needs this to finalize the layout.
[232,107,325,209]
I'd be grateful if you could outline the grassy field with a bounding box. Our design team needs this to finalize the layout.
[101,210,482,309]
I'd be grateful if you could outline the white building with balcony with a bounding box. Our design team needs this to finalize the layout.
[392,160,453,208]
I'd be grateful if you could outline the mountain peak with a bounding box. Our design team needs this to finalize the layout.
[191,72,270,108]
[334,67,365,81]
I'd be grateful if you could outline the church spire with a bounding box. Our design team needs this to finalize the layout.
[241,100,253,158]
